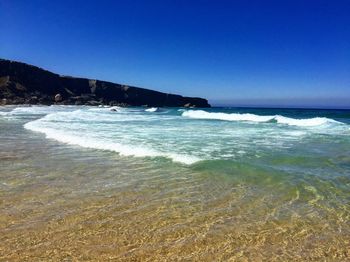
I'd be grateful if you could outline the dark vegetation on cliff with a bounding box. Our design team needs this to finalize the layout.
[0,59,210,107]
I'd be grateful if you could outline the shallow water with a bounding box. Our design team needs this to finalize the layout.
[0,105,349,260]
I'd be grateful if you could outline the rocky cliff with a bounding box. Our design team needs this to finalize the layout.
[0,59,210,107]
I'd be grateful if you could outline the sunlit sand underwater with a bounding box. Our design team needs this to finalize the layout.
[1,106,350,261]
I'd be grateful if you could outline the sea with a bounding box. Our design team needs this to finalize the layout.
[1,105,349,260]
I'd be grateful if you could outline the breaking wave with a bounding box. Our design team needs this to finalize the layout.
[145,107,158,112]
[2,106,348,166]
[182,110,341,127]
[23,113,201,165]
[0,105,76,116]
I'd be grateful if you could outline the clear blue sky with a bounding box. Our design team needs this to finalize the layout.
[1,0,349,108]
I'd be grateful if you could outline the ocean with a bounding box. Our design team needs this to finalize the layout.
[1,105,349,260]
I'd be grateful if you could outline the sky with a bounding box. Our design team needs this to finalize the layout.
[0,0,349,108]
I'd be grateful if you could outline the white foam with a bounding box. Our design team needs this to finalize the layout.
[274,115,336,127]
[15,107,348,167]
[24,117,201,165]
[0,106,76,116]
[182,110,274,122]
[89,106,123,112]
[145,107,158,112]
[88,107,106,112]
[182,110,341,127]
[110,106,122,111]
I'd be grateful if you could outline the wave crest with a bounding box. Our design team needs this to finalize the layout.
[23,115,201,165]
[145,107,158,112]
[182,110,341,127]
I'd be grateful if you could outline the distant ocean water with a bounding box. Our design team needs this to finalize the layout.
[1,105,350,260]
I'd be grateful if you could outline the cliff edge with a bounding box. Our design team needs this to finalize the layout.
[0,59,210,107]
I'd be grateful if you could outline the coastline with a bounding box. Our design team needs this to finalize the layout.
[0,58,210,108]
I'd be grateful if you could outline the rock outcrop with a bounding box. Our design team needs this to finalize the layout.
[0,59,210,107]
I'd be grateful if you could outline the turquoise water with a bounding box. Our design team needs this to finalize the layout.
[1,105,350,260]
